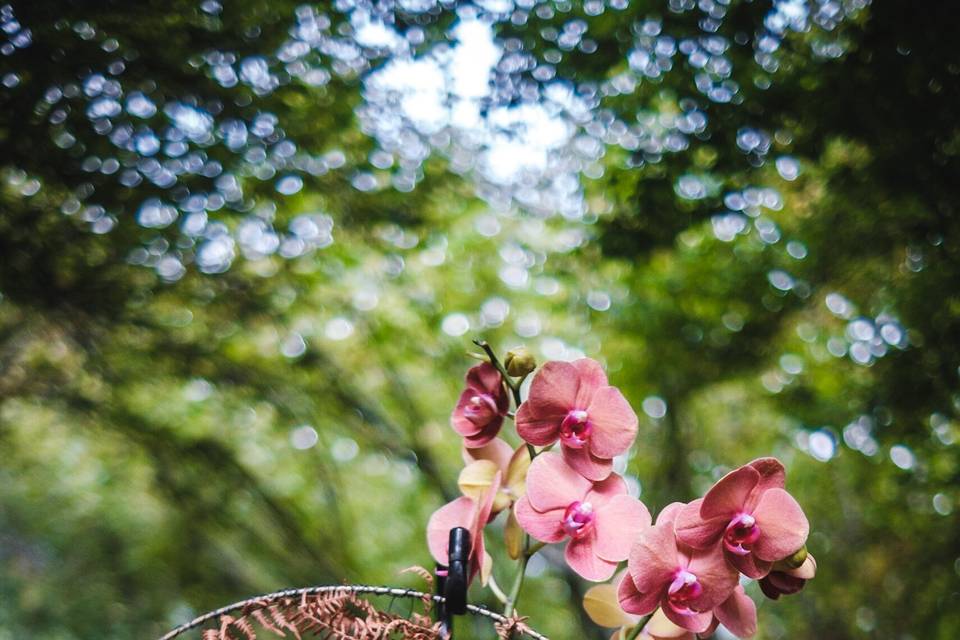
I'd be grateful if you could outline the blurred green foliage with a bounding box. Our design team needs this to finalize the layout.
[1,1,958,639]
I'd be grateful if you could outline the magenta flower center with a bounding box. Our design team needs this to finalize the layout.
[666,569,704,615]
[723,512,761,556]
[561,500,595,539]
[464,393,499,424]
[559,410,592,448]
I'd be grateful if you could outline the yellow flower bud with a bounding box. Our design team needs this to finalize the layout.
[504,346,536,377]
[774,545,808,571]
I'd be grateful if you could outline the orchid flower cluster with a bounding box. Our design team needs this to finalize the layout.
[426,344,815,639]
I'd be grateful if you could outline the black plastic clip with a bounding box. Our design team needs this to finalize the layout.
[436,526,471,638]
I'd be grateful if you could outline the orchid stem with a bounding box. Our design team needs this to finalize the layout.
[473,339,523,407]
[503,539,531,618]
[473,339,539,464]
[624,613,654,640]
[503,537,545,620]
[487,574,509,604]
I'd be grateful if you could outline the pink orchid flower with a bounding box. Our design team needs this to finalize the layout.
[451,362,510,448]
[514,452,650,581]
[674,458,809,578]
[758,553,817,600]
[515,359,639,481]
[629,585,756,640]
[619,503,739,634]
[462,437,514,471]
[459,437,531,514]
[633,587,756,639]
[426,471,501,585]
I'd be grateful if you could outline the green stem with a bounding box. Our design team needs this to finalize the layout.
[503,543,531,617]
[624,613,653,640]
[487,574,508,604]
[503,538,546,618]
[473,339,523,407]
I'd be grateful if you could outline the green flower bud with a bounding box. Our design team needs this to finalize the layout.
[504,346,536,377]
[774,545,808,571]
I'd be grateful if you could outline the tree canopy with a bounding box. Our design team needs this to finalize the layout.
[1,1,958,638]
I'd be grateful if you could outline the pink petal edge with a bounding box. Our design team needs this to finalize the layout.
[565,534,618,582]
[587,386,640,459]
[513,497,567,543]
[524,452,593,512]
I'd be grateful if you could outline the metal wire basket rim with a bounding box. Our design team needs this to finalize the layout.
[157,583,549,640]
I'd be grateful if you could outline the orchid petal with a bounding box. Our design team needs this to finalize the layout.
[586,473,629,508]
[451,389,486,437]
[572,358,609,408]
[703,617,720,638]
[566,533,618,582]
[714,585,757,638]
[744,457,786,510]
[727,551,772,579]
[764,570,806,594]
[662,606,713,635]
[628,521,680,598]
[792,554,817,580]
[595,495,652,562]
[644,608,693,639]
[514,496,567,543]
[479,550,493,587]
[525,452,592,511]
[700,466,760,520]
[462,438,513,471]
[617,570,662,617]
[466,362,504,396]
[748,457,786,492]
[587,386,639,458]
[656,502,686,527]
[583,582,641,628]
[516,361,579,445]
[473,471,501,533]
[505,444,532,500]
[461,418,505,448]
[426,497,474,565]
[674,498,725,550]
[563,443,613,481]
[504,509,525,560]
[458,460,499,502]
[684,547,739,612]
[752,488,809,562]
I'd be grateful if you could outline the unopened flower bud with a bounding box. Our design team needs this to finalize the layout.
[504,346,536,377]
[760,553,816,600]
[774,545,808,571]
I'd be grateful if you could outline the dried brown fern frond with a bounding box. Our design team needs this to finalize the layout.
[159,585,549,640]
[495,614,537,640]
[399,566,435,613]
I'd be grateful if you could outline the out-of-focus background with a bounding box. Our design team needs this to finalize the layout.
[0,0,958,638]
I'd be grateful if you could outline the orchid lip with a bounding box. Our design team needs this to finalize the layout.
[559,409,592,448]
[666,601,696,616]
[561,500,595,539]
[723,511,761,556]
[666,569,703,615]
[464,393,498,422]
